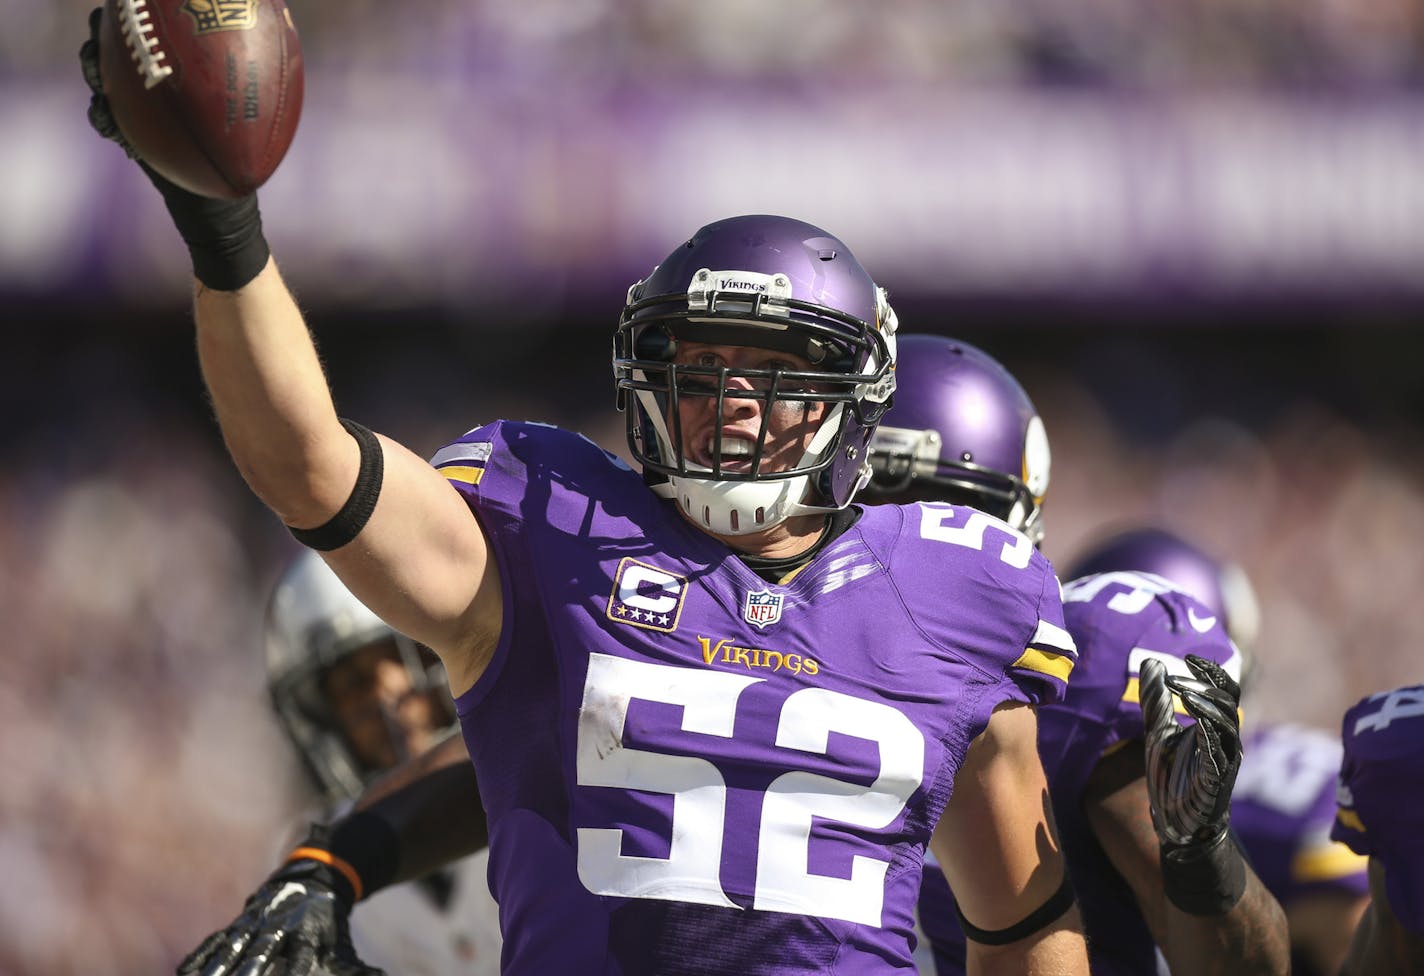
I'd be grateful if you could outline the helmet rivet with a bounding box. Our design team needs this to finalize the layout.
[773,275,788,287]
[846,446,858,460]
[961,451,973,462]
[697,270,710,280]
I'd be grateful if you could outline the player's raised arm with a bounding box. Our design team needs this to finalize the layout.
[188,273,500,689]
[931,702,1089,976]
[80,8,498,689]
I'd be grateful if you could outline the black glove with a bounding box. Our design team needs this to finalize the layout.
[1142,653,1242,849]
[1141,653,1249,914]
[80,8,139,160]
[80,6,270,290]
[176,854,383,976]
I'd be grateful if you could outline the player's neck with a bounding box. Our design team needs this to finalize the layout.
[709,512,831,561]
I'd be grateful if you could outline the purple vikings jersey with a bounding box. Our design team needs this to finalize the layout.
[430,421,1077,975]
[1332,685,1424,936]
[1232,724,1368,910]
[917,571,1243,976]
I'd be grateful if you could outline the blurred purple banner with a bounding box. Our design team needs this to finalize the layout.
[7,77,1424,308]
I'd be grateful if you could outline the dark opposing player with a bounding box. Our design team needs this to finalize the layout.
[860,338,1289,975]
[180,552,500,976]
[83,21,1090,970]
[1332,684,1424,975]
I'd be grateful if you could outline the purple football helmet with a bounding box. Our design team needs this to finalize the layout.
[614,215,897,535]
[864,335,1050,545]
[1063,527,1261,650]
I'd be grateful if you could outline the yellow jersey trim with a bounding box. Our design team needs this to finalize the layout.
[440,465,485,486]
[1336,808,1366,833]
[1012,647,1075,682]
[1292,842,1368,883]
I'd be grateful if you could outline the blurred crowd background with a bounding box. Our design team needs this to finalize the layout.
[3,1,1423,973]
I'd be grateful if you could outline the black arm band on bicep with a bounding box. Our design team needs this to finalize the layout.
[956,873,1077,946]
[1161,829,1248,916]
[289,419,384,551]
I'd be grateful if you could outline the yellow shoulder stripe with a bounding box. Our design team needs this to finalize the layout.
[1012,647,1075,682]
[440,465,485,486]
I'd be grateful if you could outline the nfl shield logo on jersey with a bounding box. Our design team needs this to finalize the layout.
[743,590,783,629]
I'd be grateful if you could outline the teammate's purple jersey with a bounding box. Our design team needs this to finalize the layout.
[1232,724,1368,909]
[917,570,1243,976]
[430,421,1076,975]
[1332,684,1424,936]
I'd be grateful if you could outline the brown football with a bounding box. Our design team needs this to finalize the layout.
[99,0,304,199]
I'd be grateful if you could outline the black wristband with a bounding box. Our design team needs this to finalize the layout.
[289,420,384,551]
[144,162,270,291]
[1161,830,1248,916]
[957,873,1077,946]
[326,810,402,901]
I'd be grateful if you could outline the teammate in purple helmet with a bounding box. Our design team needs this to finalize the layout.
[1073,527,1372,976]
[1332,684,1424,974]
[1061,527,1261,655]
[862,337,1289,975]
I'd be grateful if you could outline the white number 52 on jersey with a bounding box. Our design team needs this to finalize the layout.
[575,654,924,927]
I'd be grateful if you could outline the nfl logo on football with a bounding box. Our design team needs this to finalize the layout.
[743,590,783,629]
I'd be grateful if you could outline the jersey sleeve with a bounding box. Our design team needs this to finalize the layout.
[429,419,520,518]
[430,420,636,522]
[1004,561,1077,706]
[1331,685,1424,935]
[1331,685,1424,856]
[891,503,1078,710]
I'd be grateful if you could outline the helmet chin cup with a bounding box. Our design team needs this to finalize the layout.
[640,388,850,534]
[662,473,811,536]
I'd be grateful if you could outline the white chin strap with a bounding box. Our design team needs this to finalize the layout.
[657,474,814,536]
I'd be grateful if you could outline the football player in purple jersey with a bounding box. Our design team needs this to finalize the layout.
[862,338,1289,975]
[1075,528,1372,976]
[84,36,1092,969]
[1331,684,1424,975]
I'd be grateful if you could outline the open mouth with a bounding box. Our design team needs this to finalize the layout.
[701,435,757,473]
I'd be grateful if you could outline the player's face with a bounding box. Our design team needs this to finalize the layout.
[321,638,446,771]
[669,341,829,476]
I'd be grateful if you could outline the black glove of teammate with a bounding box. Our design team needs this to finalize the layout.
[80,7,269,290]
[177,851,383,976]
[1141,653,1242,850]
[1141,653,1249,914]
